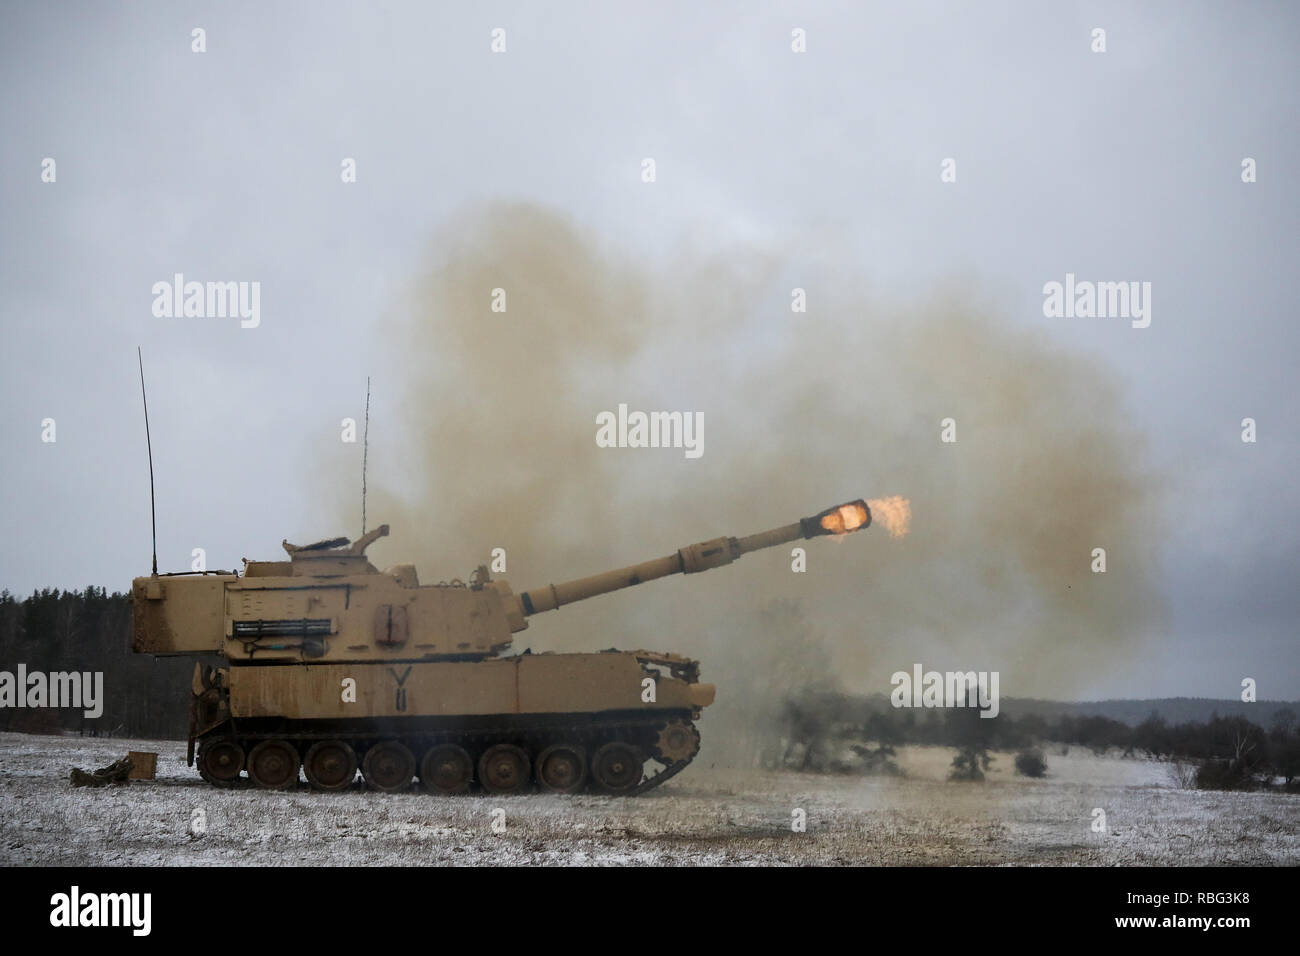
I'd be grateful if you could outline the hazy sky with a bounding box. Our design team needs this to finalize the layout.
[1,2,1296,700]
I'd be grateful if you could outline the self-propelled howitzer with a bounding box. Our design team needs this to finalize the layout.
[131,500,872,795]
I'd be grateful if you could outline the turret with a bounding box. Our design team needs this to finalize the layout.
[132,501,872,661]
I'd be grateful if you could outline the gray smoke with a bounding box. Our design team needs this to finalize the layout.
[322,201,1166,765]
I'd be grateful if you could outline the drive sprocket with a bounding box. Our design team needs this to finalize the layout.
[651,719,700,764]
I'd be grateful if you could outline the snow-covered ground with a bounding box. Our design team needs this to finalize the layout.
[1,732,1295,865]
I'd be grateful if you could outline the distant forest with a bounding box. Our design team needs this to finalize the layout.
[776,688,1300,791]
[0,588,197,739]
[1,587,1298,792]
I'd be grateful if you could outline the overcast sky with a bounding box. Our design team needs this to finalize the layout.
[1,2,1296,700]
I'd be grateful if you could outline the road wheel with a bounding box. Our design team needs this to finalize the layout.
[420,743,474,795]
[197,737,244,787]
[536,743,586,794]
[362,740,415,792]
[247,739,299,789]
[590,741,644,794]
[478,743,531,795]
[304,740,358,791]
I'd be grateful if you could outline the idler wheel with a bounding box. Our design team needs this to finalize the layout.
[197,737,244,787]
[362,740,416,793]
[652,720,701,764]
[304,740,358,791]
[247,739,300,790]
[478,743,531,795]
[590,741,644,794]
[535,743,587,794]
[420,743,474,795]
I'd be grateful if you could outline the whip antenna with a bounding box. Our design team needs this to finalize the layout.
[137,347,158,576]
[362,376,370,536]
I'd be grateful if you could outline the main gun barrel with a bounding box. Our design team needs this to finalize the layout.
[515,499,871,616]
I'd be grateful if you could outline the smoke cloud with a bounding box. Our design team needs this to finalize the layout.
[332,201,1166,765]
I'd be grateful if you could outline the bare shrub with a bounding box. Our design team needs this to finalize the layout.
[1014,749,1047,778]
[1167,758,1199,789]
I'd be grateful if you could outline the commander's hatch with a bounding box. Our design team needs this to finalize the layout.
[281,524,389,577]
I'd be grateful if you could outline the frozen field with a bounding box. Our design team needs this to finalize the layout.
[1,731,1295,866]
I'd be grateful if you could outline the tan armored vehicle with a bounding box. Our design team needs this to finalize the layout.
[131,500,872,795]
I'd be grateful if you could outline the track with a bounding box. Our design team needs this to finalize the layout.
[196,714,702,796]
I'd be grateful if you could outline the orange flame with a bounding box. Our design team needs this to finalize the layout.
[819,502,869,535]
[866,496,911,539]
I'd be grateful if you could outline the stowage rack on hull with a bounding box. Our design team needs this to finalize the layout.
[132,501,872,795]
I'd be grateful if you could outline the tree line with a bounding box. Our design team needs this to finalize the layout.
[776,687,1300,791]
[0,587,198,739]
